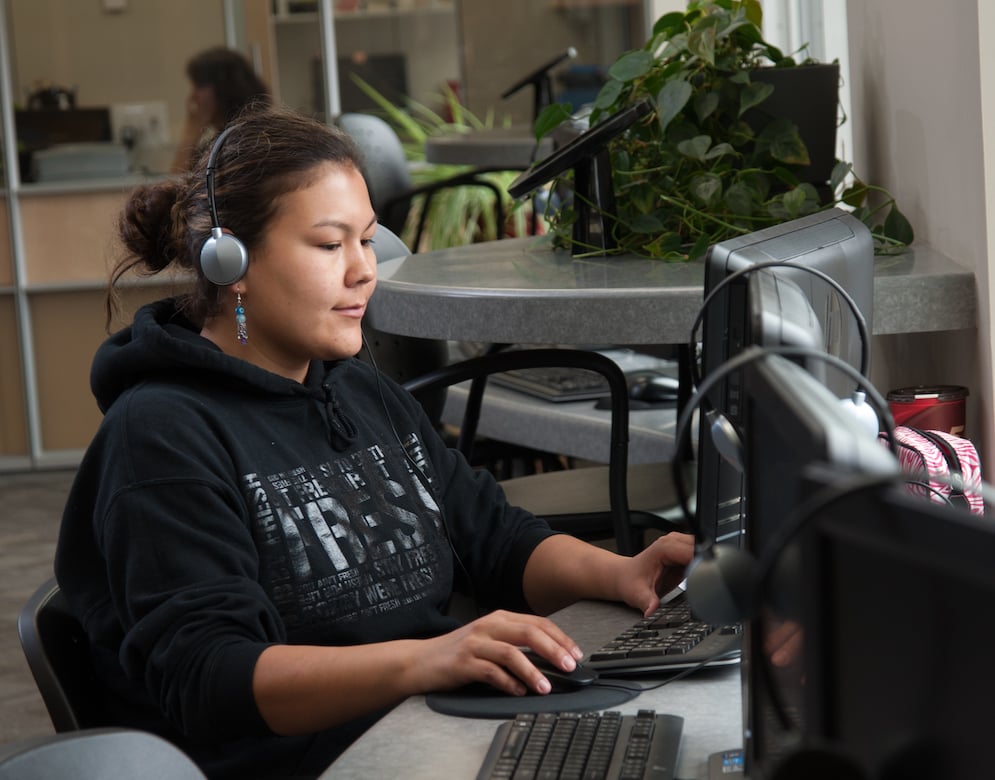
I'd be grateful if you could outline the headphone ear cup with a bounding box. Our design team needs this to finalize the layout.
[200,227,249,285]
[685,543,758,625]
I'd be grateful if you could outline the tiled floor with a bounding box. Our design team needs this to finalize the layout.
[0,468,76,745]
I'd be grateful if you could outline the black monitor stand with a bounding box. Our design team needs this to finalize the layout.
[507,100,652,256]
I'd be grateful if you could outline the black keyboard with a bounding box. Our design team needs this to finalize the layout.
[491,365,610,402]
[476,710,683,780]
[585,595,742,674]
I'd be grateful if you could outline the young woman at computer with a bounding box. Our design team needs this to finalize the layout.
[55,105,693,779]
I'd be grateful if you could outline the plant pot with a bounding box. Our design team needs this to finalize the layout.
[747,63,840,186]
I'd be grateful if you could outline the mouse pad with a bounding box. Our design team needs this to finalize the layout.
[426,681,641,719]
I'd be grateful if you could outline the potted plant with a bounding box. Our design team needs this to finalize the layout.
[532,0,913,260]
[352,77,537,251]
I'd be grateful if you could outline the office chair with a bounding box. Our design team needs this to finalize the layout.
[336,111,510,251]
[0,728,206,780]
[402,350,687,555]
[364,227,562,478]
[17,577,107,733]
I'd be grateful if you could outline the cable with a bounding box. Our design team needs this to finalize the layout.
[360,332,478,612]
[688,258,871,392]
[670,344,897,542]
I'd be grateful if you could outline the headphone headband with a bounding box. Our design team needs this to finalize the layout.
[199,124,249,286]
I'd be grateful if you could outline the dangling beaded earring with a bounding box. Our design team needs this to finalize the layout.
[235,292,248,345]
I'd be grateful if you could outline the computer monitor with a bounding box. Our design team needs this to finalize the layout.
[798,480,995,780]
[738,352,899,778]
[695,207,874,554]
[15,108,113,182]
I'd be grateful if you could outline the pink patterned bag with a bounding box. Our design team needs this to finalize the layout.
[880,426,985,515]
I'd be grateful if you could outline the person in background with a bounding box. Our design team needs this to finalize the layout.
[170,46,271,174]
[57,104,693,779]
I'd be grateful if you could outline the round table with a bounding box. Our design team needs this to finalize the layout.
[365,237,975,346]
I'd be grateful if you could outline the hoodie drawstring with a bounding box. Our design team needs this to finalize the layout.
[321,381,358,451]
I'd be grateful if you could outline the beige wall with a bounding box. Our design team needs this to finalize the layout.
[456,0,642,124]
[846,0,993,464]
[8,0,226,145]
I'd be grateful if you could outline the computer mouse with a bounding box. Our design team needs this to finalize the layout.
[627,372,680,404]
[523,650,600,692]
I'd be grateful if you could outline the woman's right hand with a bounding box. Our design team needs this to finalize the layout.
[411,610,583,696]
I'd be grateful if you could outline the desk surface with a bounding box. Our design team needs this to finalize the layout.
[323,600,742,780]
[366,237,976,345]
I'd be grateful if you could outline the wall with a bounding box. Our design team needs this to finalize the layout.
[456,0,641,124]
[8,0,225,146]
[845,0,992,465]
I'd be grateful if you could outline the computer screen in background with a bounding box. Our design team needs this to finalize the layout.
[15,108,112,182]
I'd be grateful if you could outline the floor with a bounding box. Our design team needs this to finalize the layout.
[0,468,76,746]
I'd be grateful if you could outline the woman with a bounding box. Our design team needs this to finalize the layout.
[170,46,270,173]
[56,105,693,779]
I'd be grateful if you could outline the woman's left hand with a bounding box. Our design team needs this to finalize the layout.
[617,532,695,617]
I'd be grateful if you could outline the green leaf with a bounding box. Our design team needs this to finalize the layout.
[608,49,655,83]
[705,142,735,160]
[772,166,800,187]
[782,187,806,218]
[842,179,868,208]
[593,78,624,110]
[829,160,852,194]
[690,172,723,206]
[677,134,713,160]
[656,79,693,134]
[687,17,719,65]
[693,90,720,124]
[883,204,915,245]
[761,118,810,166]
[651,11,686,38]
[630,213,667,233]
[687,232,713,262]
[724,182,755,216]
[742,0,764,28]
[533,103,573,141]
[738,81,774,116]
[728,120,755,147]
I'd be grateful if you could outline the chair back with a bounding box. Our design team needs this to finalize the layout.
[361,225,450,423]
[17,578,107,732]
[336,112,413,237]
[0,728,206,780]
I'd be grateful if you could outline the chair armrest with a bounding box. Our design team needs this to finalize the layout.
[402,348,645,554]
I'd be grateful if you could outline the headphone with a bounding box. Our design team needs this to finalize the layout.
[672,345,896,626]
[199,125,249,286]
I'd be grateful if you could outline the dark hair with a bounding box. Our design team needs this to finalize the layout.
[109,105,367,328]
[186,47,271,126]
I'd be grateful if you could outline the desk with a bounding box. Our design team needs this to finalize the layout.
[323,600,742,780]
[366,237,976,345]
[424,126,554,169]
[442,382,678,464]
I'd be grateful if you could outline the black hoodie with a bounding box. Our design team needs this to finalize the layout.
[55,298,554,778]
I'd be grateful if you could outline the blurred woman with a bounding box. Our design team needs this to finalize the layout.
[170,46,270,173]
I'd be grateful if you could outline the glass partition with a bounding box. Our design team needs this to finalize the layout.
[0,0,646,467]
